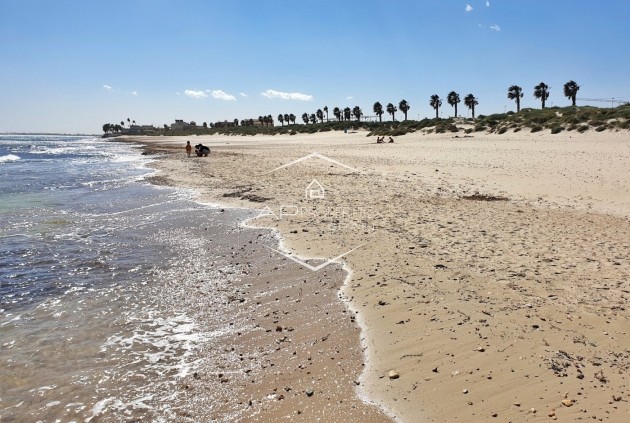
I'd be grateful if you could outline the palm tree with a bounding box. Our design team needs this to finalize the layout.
[430,95,442,118]
[534,82,550,109]
[127,118,131,126]
[267,115,273,127]
[564,80,580,106]
[323,106,329,122]
[302,113,309,124]
[258,116,264,126]
[399,99,410,120]
[386,103,397,121]
[343,107,351,121]
[132,120,136,125]
[447,91,461,117]
[309,113,317,124]
[284,114,290,125]
[120,121,125,127]
[316,109,324,123]
[373,102,384,122]
[464,94,479,119]
[278,114,284,126]
[333,107,341,121]
[289,113,296,124]
[352,106,362,121]
[507,85,523,112]
[103,123,111,134]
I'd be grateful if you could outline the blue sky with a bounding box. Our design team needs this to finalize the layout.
[1,0,629,133]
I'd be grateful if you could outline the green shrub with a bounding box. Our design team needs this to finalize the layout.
[497,127,508,134]
[531,125,543,133]
[513,127,522,132]
[578,125,589,133]
[595,125,607,132]
[551,126,564,134]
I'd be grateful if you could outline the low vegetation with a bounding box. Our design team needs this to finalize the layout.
[106,104,630,138]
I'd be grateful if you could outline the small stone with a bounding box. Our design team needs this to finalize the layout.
[491,412,498,417]
[463,389,469,394]
[561,399,573,407]
[276,325,283,332]
[305,388,314,397]
[388,370,400,380]
[432,367,439,373]
[476,347,486,352]
[513,402,521,407]
[530,408,537,414]
[548,411,556,417]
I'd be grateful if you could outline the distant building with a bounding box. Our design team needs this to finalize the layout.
[171,119,194,131]
[121,124,157,135]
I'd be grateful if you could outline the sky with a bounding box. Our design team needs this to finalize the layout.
[1,0,629,134]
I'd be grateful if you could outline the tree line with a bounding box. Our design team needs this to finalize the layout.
[275,80,580,126]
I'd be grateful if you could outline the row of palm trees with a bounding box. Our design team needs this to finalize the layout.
[275,80,581,126]
[508,80,580,112]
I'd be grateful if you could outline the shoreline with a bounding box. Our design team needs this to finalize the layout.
[123,131,629,422]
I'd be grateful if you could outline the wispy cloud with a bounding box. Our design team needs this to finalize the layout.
[489,24,501,31]
[466,4,473,12]
[240,92,248,97]
[486,0,490,6]
[131,91,138,96]
[209,90,236,101]
[103,84,112,90]
[346,96,353,100]
[261,89,313,101]
[184,89,208,99]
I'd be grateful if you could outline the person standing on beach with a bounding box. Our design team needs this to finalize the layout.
[185,141,192,157]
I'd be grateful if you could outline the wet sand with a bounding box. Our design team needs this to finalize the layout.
[126,129,629,422]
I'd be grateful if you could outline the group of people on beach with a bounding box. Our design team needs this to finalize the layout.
[376,136,395,144]
[185,141,210,157]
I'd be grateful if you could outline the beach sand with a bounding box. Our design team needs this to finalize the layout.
[125,129,629,422]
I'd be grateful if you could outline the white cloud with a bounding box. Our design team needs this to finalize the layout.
[103,84,112,90]
[184,89,208,99]
[466,4,473,12]
[261,89,313,101]
[240,92,248,97]
[489,24,501,31]
[211,90,236,101]
[131,91,138,96]
[486,0,490,6]
[346,96,353,100]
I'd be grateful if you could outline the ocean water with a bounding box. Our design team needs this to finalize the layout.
[0,135,264,421]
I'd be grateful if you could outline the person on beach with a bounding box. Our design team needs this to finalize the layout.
[388,136,395,143]
[195,144,211,157]
[185,141,192,157]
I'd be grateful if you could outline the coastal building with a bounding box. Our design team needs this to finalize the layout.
[171,119,195,132]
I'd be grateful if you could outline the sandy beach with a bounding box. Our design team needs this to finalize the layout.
[124,129,629,422]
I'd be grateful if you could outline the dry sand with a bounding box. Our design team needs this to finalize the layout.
[124,129,629,422]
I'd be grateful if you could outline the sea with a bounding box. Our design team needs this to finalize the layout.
[0,135,267,422]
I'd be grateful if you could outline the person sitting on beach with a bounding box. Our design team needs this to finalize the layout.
[185,141,192,157]
[376,136,384,144]
[388,136,395,143]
